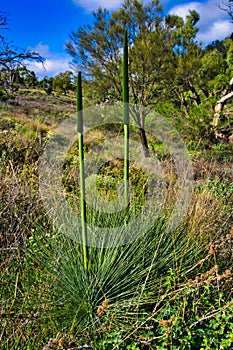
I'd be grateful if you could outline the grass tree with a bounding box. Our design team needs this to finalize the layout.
[123,29,130,207]
[29,31,210,334]
[77,71,88,269]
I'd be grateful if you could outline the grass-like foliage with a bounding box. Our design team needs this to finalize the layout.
[27,206,205,335]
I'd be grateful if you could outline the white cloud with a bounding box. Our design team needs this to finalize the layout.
[74,0,172,11]
[169,1,202,18]
[72,0,122,12]
[72,0,232,44]
[26,43,73,79]
[27,58,72,79]
[30,43,51,57]
[198,19,233,43]
[168,0,232,45]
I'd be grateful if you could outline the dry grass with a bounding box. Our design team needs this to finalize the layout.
[0,91,232,349]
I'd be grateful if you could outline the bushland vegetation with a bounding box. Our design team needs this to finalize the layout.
[0,1,233,349]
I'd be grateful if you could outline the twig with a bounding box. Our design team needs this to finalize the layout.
[190,309,221,328]
[9,272,19,311]
[0,246,19,251]
[136,333,167,345]
[181,255,210,277]
[70,346,93,349]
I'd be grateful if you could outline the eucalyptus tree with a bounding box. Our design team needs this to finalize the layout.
[169,11,203,109]
[205,38,233,129]
[0,65,38,91]
[0,11,43,93]
[52,71,74,95]
[173,35,233,139]
[66,0,201,155]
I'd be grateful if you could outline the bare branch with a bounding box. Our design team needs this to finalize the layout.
[217,1,233,21]
[0,11,44,92]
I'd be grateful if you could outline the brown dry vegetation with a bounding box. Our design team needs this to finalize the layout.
[0,89,233,349]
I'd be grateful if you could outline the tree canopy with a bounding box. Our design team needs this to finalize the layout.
[66,0,204,154]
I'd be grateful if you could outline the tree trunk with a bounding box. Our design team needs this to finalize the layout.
[188,81,201,106]
[190,89,201,106]
[139,127,150,157]
[211,91,233,127]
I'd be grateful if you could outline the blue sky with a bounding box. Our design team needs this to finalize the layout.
[1,0,232,79]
